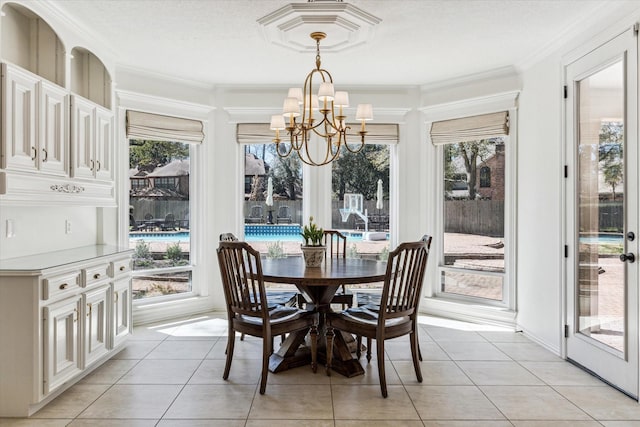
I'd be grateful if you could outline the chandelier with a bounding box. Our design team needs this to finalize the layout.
[270,32,373,166]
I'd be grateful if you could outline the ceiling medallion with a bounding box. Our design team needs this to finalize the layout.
[257,0,381,53]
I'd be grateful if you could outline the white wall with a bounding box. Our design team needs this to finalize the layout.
[516,54,564,351]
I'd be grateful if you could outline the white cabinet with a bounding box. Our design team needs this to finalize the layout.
[83,284,110,367]
[38,80,69,176]
[1,63,38,171]
[1,63,68,176]
[0,246,132,417]
[70,95,113,182]
[43,295,82,395]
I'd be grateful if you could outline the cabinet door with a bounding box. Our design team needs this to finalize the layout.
[112,278,131,348]
[83,285,110,367]
[43,295,82,395]
[1,63,38,172]
[94,106,113,181]
[38,80,68,176]
[70,95,95,179]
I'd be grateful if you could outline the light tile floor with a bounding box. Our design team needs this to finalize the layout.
[3,313,640,426]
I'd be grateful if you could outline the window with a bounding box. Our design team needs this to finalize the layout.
[430,110,513,308]
[126,109,203,303]
[480,166,491,188]
[243,143,304,257]
[130,178,147,189]
[129,140,192,301]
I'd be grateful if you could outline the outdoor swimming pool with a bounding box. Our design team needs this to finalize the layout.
[579,233,624,244]
[129,229,388,242]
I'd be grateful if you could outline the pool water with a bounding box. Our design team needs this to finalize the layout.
[129,230,387,243]
[579,234,624,244]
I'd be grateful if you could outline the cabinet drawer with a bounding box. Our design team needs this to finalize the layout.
[42,271,80,300]
[110,258,131,278]
[82,264,109,287]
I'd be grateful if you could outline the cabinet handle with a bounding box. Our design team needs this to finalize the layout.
[93,273,101,279]
[114,292,119,303]
[59,283,68,290]
[87,303,92,317]
[96,160,101,172]
[90,159,95,171]
[30,146,37,161]
[42,148,48,162]
[119,266,125,271]
[73,308,78,323]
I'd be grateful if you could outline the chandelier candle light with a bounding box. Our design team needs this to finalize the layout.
[270,31,373,166]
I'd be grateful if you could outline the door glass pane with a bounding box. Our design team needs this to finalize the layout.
[244,144,304,257]
[577,60,625,353]
[129,139,192,300]
[442,138,505,301]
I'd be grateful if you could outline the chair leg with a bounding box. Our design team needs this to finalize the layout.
[260,334,272,394]
[410,331,423,383]
[418,340,423,362]
[377,339,387,398]
[240,333,245,341]
[325,326,334,376]
[366,337,372,363]
[223,328,235,380]
[356,335,362,359]
[310,324,318,373]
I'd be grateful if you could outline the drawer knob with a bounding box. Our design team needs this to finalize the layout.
[93,273,101,279]
[59,283,68,290]
[119,266,125,271]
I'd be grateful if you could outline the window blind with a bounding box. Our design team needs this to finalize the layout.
[126,110,205,144]
[429,111,509,145]
[236,123,399,145]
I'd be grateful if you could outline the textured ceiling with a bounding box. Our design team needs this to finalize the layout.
[47,0,631,87]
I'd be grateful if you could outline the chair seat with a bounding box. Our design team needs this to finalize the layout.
[339,306,408,327]
[240,306,306,325]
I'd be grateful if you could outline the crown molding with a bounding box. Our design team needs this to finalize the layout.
[224,106,411,124]
[419,91,520,123]
[116,64,215,90]
[117,90,214,119]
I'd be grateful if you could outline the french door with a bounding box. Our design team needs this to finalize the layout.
[565,28,639,397]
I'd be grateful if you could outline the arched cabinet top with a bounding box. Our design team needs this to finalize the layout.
[1,2,66,87]
[70,46,112,109]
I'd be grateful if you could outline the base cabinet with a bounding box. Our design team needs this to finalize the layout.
[43,296,82,395]
[0,246,132,417]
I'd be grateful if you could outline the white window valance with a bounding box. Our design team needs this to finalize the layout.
[236,123,399,145]
[429,111,509,146]
[126,110,204,144]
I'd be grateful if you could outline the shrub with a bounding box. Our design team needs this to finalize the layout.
[165,241,183,265]
[347,243,359,259]
[267,241,286,259]
[378,246,390,261]
[134,240,151,260]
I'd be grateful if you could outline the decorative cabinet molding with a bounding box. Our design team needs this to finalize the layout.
[1,63,38,171]
[0,246,133,417]
[0,62,115,206]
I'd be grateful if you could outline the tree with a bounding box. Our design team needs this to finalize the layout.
[129,139,189,171]
[599,121,623,200]
[332,145,389,201]
[267,145,302,200]
[445,139,499,200]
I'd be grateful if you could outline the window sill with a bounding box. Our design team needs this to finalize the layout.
[421,296,517,329]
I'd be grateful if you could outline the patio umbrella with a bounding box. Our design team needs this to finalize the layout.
[376,179,383,210]
[266,177,273,206]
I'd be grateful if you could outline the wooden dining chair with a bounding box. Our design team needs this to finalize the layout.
[325,235,432,397]
[324,230,353,308]
[218,232,296,343]
[217,240,318,394]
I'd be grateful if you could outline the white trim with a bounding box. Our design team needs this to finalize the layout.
[420,297,516,329]
[420,91,519,123]
[116,89,212,322]
[224,106,411,124]
[420,66,517,93]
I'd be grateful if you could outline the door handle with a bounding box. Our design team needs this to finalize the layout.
[620,253,635,263]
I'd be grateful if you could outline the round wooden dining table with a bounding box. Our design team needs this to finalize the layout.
[260,256,387,377]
